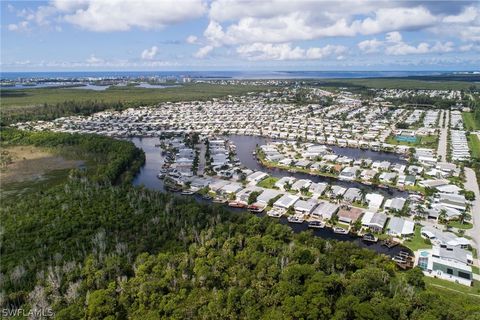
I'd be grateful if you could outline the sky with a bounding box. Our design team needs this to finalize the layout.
[1,0,480,71]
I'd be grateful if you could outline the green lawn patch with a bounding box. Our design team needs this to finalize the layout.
[424,277,480,297]
[463,112,480,131]
[403,225,432,252]
[257,176,279,189]
[468,133,480,160]
[447,221,473,230]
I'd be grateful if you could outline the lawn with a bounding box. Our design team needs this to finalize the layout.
[468,133,480,160]
[386,134,438,149]
[403,225,432,252]
[257,176,279,189]
[424,277,480,298]
[447,221,473,230]
[463,112,480,131]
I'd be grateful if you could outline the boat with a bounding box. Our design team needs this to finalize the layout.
[228,201,247,208]
[382,239,399,248]
[156,173,165,179]
[333,227,348,234]
[308,221,325,229]
[202,194,212,200]
[212,197,228,204]
[287,216,305,224]
[247,205,264,213]
[181,190,195,195]
[267,210,283,218]
[362,233,378,243]
[165,184,181,192]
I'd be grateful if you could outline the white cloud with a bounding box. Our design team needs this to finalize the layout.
[385,31,402,43]
[141,46,159,60]
[186,35,198,44]
[62,0,206,31]
[7,21,30,32]
[305,45,347,59]
[194,45,214,58]
[358,39,382,53]
[236,43,346,61]
[386,40,454,56]
[203,4,439,46]
[86,54,103,64]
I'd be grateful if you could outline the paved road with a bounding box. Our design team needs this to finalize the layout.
[437,110,448,162]
[465,167,480,264]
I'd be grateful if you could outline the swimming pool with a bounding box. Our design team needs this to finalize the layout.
[396,135,418,143]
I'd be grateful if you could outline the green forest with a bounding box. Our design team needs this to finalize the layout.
[1,129,480,319]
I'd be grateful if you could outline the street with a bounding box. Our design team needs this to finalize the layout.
[465,167,480,265]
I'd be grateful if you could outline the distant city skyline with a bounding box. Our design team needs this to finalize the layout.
[1,0,480,71]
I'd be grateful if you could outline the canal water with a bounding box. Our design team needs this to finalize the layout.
[131,136,410,258]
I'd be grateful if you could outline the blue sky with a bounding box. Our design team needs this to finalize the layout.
[1,0,480,71]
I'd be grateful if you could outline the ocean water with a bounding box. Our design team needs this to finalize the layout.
[0,70,456,81]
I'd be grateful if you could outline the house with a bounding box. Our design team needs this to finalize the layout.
[397,174,416,187]
[387,217,414,237]
[291,179,312,191]
[255,189,283,207]
[417,245,473,286]
[312,201,339,220]
[339,167,358,181]
[294,199,318,214]
[309,182,328,197]
[436,193,467,212]
[384,197,407,212]
[219,182,243,196]
[365,193,384,211]
[246,171,269,183]
[360,169,377,182]
[274,194,300,209]
[330,185,347,198]
[275,176,296,190]
[421,226,470,249]
[236,187,263,204]
[337,207,363,224]
[362,212,388,232]
[343,188,362,203]
[379,172,397,183]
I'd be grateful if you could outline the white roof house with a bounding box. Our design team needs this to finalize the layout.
[246,171,269,183]
[312,201,339,220]
[365,193,384,211]
[387,217,414,237]
[294,199,318,214]
[291,179,312,191]
[256,189,283,206]
[274,194,300,209]
[275,176,296,190]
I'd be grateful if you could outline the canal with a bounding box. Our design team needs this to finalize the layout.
[131,136,411,258]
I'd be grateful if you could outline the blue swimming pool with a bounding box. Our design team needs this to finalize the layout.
[396,135,418,143]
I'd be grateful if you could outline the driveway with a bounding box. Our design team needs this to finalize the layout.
[437,110,448,162]
[465,167,480,264]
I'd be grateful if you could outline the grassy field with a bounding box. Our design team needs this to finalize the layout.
[316,78,480,90]
[0,146,83,199]
[424,277,480,297]
[0,83,273,108]
[386,134,438,148]
[463,112,480,131]
[257,176,279,189]
[468,133,480,160]
[403,225,432,252]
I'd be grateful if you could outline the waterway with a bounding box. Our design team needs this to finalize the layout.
[131,136,410,258]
